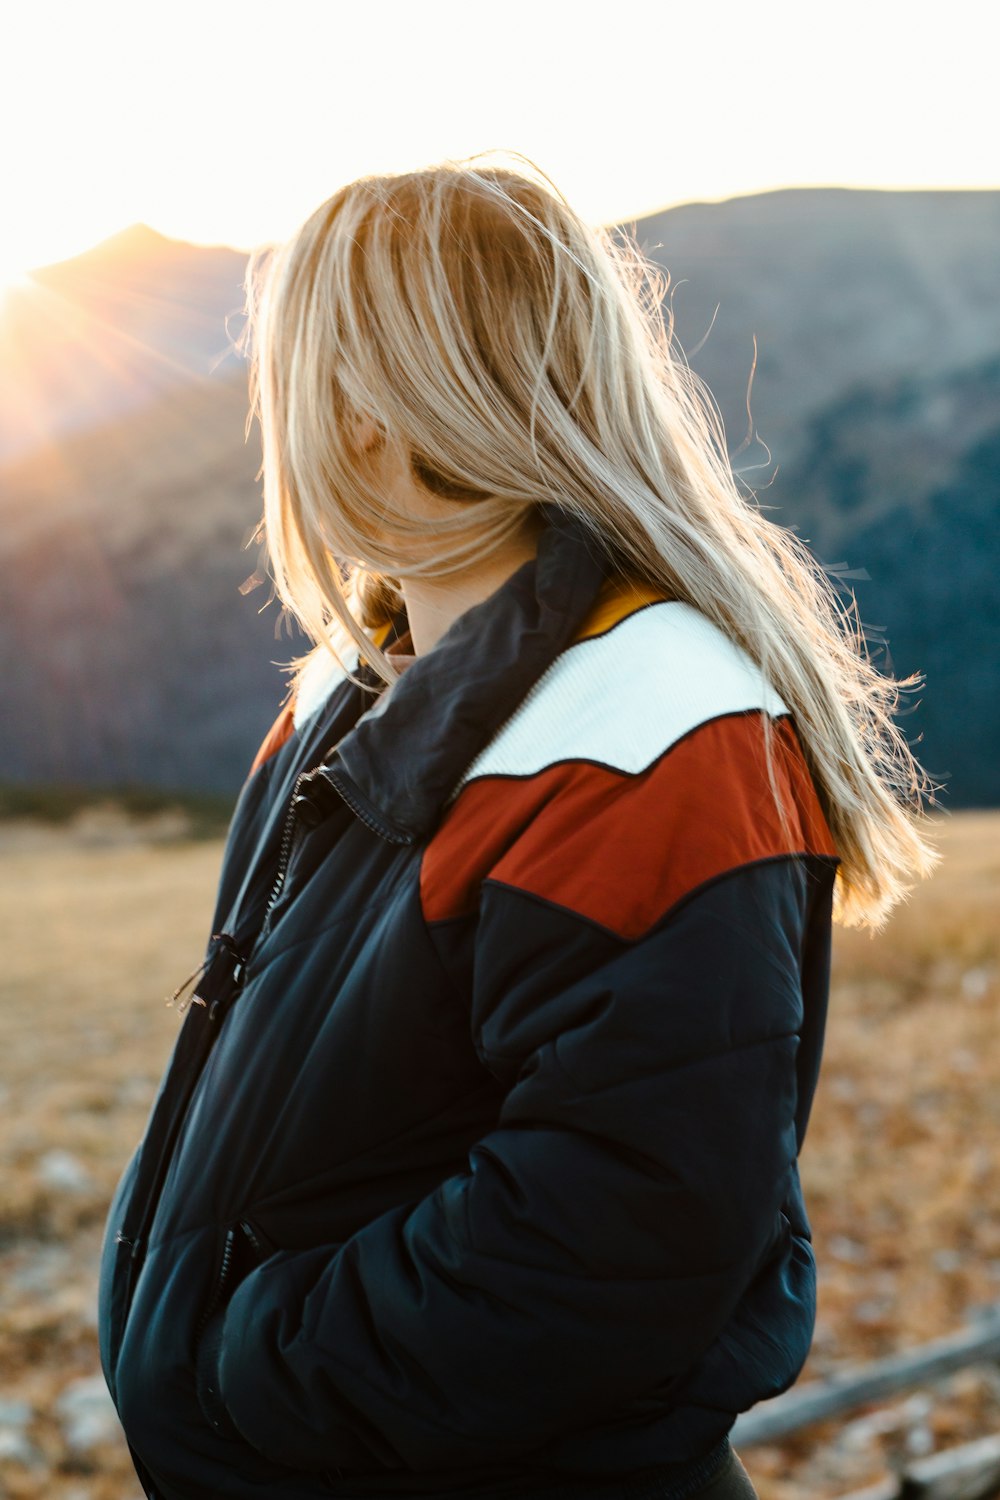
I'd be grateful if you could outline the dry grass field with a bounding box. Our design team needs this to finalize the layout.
[0,805,997,1499]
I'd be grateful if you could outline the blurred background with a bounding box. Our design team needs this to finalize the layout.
[0,2,997,1497]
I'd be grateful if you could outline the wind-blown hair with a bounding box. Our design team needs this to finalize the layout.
[244,149,938,928]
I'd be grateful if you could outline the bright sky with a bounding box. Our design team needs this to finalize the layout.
[3,0,997,281]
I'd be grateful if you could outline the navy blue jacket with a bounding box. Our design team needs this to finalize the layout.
[98,511,838,1499]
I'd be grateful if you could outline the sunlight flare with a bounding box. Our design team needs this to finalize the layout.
[0,265,34,303]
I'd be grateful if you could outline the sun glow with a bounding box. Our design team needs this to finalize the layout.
[0,264,35,304]
[0,0,995,275]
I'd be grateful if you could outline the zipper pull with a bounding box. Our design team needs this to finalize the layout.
[238,1219,276,1261]
[291,766,345,828]
[202,934,249,1023]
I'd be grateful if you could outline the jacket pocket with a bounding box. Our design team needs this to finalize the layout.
[194,1218,277,1440]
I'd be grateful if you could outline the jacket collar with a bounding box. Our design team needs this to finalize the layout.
[317,507,612,845]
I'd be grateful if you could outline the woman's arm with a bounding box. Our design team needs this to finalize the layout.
[201,729,837,1472]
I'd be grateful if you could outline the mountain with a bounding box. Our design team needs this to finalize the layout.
[640,188,1000,476]
[0,225,248,464]
[0,372,306,791]
[772,354,1000,807]
[0,190,997,804]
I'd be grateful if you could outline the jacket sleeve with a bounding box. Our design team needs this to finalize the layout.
[206,790,836,1474]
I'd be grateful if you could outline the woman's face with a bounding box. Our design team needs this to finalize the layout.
[344,410,469,565]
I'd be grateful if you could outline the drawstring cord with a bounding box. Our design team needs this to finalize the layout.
[165,932,246,1016]
[165,951,212,1014]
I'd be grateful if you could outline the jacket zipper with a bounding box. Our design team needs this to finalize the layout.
[112,933,248,1366]
[195,1225,237,1346]
[113,727,409,1374]
[258,770,311,937]
[320,766,415,846]
[257,763,414,939]
[194,1219,274,1348]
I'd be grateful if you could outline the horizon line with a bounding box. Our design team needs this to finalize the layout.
[24,180,1000,275]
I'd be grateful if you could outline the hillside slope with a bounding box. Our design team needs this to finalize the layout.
[0,373,304,791]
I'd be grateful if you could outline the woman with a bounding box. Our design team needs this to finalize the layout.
[98,152,937,1500]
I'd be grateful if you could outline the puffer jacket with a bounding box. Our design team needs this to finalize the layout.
[98,509,839,1500]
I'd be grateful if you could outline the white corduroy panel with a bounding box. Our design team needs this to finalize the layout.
[454,601,790,792]
[293,643,361,731]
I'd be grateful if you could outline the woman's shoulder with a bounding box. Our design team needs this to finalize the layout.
[456,573,790,791]
[425,570,837,939]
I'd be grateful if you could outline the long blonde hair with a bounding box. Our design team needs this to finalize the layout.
[244,149,939,928]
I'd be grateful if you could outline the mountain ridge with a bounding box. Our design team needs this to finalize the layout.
[1,187,996,802]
